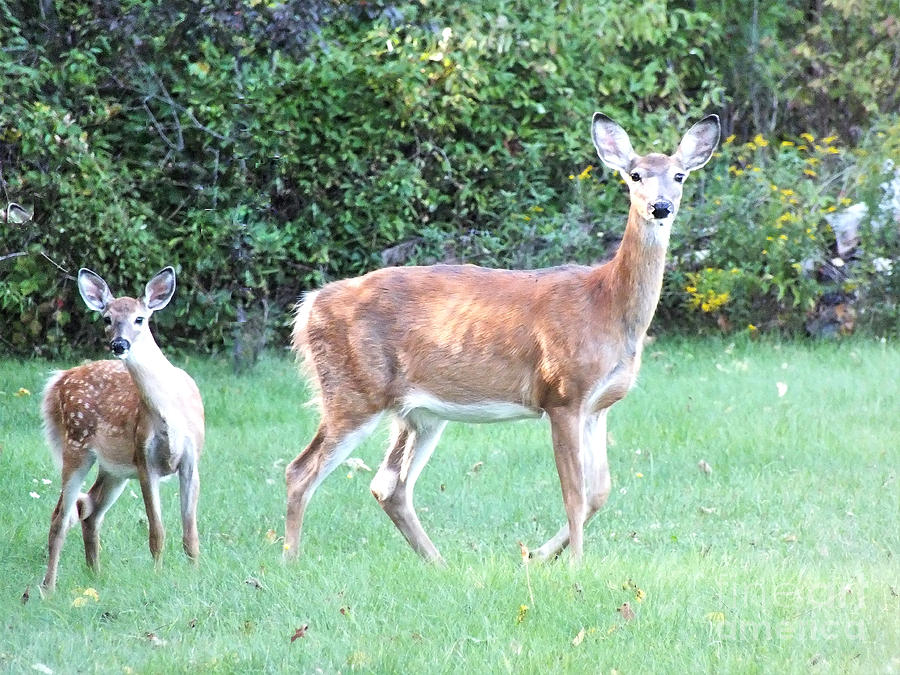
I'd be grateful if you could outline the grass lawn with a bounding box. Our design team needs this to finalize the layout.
[1,338,897,673]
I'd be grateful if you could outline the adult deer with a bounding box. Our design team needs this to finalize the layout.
[41,267,204,591]
[285,112,719,564]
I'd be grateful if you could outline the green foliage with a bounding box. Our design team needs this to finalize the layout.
[659,122,900,337]
[1,0,897,356]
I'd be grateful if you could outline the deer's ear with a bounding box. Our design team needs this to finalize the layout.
[78,268,114,312]
[591,113,637,174]
[144,267,176,311]
[674,114,720,171]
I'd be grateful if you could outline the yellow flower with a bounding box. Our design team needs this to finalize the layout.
[748,324,757,331]
[780,188,794,197]
[516,604,529,624]
[822,135,838,144]
[826,205,837,212]
[839,197,852,206]
[685,285,697,293]
[826,146,840,154]
[568,174,575,180]
[724,134,736,144]
[780,140,795,147]
[635,472,644,478]
[800,132,815,143]
[803,169,817,177]
[766,236,774,241]
[745,141,757,151]
[752,133,768,147]
[779,234,788,240]
[577,165,593,180]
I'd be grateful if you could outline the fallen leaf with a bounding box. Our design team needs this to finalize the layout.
[698,506,717,514]
[21,586,30,605]
[145,633,167,647]
[244,577,264,590]
[339,606,350,616]
[705,611,726,623]
[518,541,529,563]
[343,457,372,472]
[617,602,635,621]
[265,529,278,543]
[572,627,586,646]
[14,387,31,397]
[782,533,798,543]
[30,664,53,674]
[290,624,308,642]
[698,459,712,475]
[776,381,788,397]
[469,461,484,474]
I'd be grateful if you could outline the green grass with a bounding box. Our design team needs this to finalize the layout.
[1,339,898,673]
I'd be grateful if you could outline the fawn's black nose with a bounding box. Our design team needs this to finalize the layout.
[650,200,674,220]
[110,338,130,356]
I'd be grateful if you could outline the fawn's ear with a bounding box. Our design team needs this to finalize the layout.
[78,268,114,312]
[674,114,720,171]
[591,113,637,174]
[143,267,176,311]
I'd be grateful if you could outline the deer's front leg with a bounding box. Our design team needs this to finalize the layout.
[178,452,200,561]
[547,407,587,564]
[135,458,165,564]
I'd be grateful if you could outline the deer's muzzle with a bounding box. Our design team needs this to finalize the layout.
[110,338,130,357]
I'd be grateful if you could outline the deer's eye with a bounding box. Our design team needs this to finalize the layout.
[629,172,641,182]
[674,173,685,183]
[103,316,112,326]
[135,316,145,326]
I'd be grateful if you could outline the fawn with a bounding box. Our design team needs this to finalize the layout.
[41,267,204,590]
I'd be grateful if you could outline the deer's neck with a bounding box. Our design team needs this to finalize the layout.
[123,338,182,423]
[602,208,671,340]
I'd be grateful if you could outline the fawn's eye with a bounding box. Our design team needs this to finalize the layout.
[674,173,685,183]
[103,316,112,326]
[135,316,145,325]
[629,172,641,182]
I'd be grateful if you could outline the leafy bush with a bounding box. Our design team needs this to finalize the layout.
[659,118,900,337]
[1,0,897,359]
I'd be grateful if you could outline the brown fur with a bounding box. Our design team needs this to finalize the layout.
[40,268,204,591]
[285,113,720,564]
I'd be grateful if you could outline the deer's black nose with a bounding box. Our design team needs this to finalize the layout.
[110,338,130,355]
[650,200,674,219]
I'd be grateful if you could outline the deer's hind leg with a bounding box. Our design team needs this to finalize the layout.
[370,414,447,563]
[284,411,382,558]
[43,451,96,591]
[79,469,127,572]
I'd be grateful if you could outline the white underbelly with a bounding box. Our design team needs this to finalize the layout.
[399,390,543,423]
